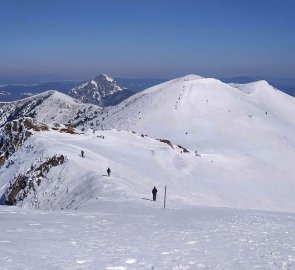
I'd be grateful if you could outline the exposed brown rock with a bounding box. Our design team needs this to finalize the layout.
[0,154,67,206]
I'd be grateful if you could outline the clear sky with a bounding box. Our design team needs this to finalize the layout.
[0,0,294,81]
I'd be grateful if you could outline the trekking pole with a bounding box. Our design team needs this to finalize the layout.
[164,186,167,209]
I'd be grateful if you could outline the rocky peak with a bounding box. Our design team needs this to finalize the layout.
[68,74,132,107]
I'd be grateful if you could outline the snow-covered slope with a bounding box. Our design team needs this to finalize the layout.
[97,75,295,149]
[90,76,295,177]
[68,74,133,107]
[1,74,295,213]
[70,74,295,211]
[1,128,295,212]
[0,90,101,127]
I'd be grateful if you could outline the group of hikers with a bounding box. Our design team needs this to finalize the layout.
[81,150,111,176]
[80,149,158,201]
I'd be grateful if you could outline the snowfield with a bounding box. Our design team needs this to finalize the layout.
[0,203,295,270]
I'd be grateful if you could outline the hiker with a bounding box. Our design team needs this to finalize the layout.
[152,186,158,201]
[81,150,84,158]
[107,167,111,177]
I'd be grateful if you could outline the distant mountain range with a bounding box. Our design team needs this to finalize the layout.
[2,75,293,103]
[0,81,78,102]
[0,76,166,102]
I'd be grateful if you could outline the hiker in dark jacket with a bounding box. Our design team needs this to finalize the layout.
[81,150,84,158]
[107,167,111,177]
[152,186,158,201]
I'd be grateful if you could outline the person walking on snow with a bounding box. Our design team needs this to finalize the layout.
[107,167,111,177]
[152,186,158,201]
[81,150,84,158]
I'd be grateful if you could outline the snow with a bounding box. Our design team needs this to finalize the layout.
[0,90,101,127]
[102,74,115,82]
[1,74,295,269]
[1,128,295,212]
[37,91,98,125]
[80,81,90,89]
[1,75,295,212]
[0,203,295,269]
[82,77,295,210]
[90,80,98,88]
[100,76,295,142]
[22,92,39,97]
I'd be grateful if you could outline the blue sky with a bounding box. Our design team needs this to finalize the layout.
[0,0,294,81]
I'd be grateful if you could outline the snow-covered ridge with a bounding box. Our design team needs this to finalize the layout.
[93,74,295,142]
[1,129,295,213]
[1,74,295,214]
[0,90,101,127]
[230,80,275,94]
[72,75,295,212]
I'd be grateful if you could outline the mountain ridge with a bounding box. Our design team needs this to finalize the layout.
[0,90,101,128]
[0,74,295,213]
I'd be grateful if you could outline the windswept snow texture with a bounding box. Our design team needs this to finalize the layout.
[0,204,295,270]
